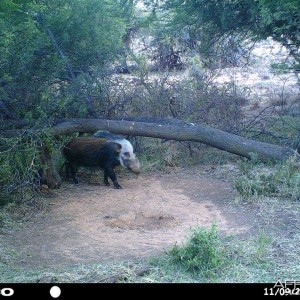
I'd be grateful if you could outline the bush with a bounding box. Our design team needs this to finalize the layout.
[235,157,300,200]
[0,130,61,205]
[137,138,181,171]
[0,134,39,205]
[168,225,224,276]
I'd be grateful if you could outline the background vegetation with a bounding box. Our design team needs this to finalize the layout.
[1,0,300,283]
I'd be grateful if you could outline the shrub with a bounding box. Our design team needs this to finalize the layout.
[0,130,61,205]
[168,225,224,276]
[235,157,300,200]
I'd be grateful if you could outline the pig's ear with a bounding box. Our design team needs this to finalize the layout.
[112,142,122,153]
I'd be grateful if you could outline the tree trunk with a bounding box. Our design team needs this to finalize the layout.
[53,118,299,162]
[40,145,62,189]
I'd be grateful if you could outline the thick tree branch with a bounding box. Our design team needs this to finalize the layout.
[52,118,300,162]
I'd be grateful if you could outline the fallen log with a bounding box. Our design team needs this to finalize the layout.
[53,118,299,162]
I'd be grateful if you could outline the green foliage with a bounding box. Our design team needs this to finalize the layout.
[257,0,300,44]
[255,231,273,262]
[271,62,300,75]
[235,157,300,200]
[162,0,300,70]
[43,0,126,69]
[0,0,128,120]
[0,130,57,204]
[168,225,224,276]
[138,138,180,171]
[266,116,300,144]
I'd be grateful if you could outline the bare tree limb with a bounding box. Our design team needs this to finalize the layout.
[52,118,300,162]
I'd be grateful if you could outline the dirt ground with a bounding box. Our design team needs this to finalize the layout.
[3,166,263,269]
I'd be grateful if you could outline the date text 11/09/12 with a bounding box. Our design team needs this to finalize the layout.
[264,280,300,296]
[264,287,300,296]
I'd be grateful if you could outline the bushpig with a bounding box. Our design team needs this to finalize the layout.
[62,137,140,189]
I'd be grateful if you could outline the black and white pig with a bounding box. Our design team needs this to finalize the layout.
[62,135,140,189]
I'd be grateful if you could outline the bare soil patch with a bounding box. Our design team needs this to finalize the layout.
[5,167,257,268]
